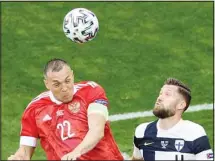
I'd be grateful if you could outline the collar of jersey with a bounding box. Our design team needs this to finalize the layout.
[48,88,78,105]
[49,91,63,105]
[157,119,183,132]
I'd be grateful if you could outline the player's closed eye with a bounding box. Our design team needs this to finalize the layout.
[159,92,169,96]
[54,84,60,88]
[65,79,71,83]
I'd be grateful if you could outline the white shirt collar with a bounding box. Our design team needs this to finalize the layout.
[157,118,183,132]
[49,91,63,105]
[48,86,78,105]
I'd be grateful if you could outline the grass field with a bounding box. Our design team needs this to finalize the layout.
[1,2,214,160]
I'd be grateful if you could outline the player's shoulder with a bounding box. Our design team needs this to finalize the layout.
[26,91,51,109]
[74,81,104,92]
[182,120,207,140]
[74,81,108,103]
[183,120,206,133]
[135,121,153,138]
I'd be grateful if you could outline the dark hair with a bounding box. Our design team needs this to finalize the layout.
[165,78,191,111]
[43,58,69,78]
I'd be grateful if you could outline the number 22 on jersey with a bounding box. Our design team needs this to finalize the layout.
[57,120,75,141]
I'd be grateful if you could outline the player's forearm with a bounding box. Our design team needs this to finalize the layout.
[74,128,104,155]
[15,145,35,160]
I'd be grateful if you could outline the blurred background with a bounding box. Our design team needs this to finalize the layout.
[1,2,213,159]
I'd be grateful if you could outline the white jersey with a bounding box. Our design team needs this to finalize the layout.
[133,119,213,160]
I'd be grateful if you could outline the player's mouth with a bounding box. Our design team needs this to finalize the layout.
[155,101,162,107]
[63,95,69,99]
[156,101,160,105]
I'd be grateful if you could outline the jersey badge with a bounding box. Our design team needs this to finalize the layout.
[68,101,80,113]
[175,140,184,152]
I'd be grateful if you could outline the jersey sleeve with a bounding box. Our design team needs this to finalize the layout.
[20,102,39,147]
[133,122,152,159]
[193,126,213,160]
[133,123,148,160]
[193,135,213,160]
[195,149,213,160]
[86,81,108,106]
[85,81,109,120]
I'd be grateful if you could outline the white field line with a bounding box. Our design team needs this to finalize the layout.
[109,103,213,122]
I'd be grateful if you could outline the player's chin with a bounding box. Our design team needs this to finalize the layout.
[153,104,161,111]
[153,109,176,119]
[63,98,73,103]
[60,97,72,103]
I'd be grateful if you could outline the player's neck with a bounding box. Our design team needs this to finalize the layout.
[158,115,182,131]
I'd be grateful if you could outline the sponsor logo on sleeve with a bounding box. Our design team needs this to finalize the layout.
[94,99,108,106]
[207,153,213,159]
[161,141,169,149]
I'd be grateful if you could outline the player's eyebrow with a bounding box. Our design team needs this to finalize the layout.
[52,75,70,83]
[166,88,172,92]
[52,80,60,83]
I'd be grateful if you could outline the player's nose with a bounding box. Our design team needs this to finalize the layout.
[61,84,68,92]
[157,95,163,102]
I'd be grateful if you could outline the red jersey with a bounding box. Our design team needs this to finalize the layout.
[20,81,123,160]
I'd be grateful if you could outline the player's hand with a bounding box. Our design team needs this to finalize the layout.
[61,149,81,160]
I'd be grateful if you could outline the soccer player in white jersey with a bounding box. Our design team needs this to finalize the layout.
[132,78,213,160]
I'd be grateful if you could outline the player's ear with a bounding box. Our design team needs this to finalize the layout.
[44,79,50,90]
[177,100,186,111]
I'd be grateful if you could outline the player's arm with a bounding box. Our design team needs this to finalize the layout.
[8,102,39,160]
[131,123,149,160]
[8,145,35,160]
[61,102,108,160]
[76,104,107,153]
[131,144,144,160]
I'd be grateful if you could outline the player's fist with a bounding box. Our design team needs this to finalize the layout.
[61,149,81,160]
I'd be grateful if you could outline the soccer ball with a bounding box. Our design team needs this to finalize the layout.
[63,8,99,43]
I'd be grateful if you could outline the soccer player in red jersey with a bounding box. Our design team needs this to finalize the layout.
[8,58,123,160]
